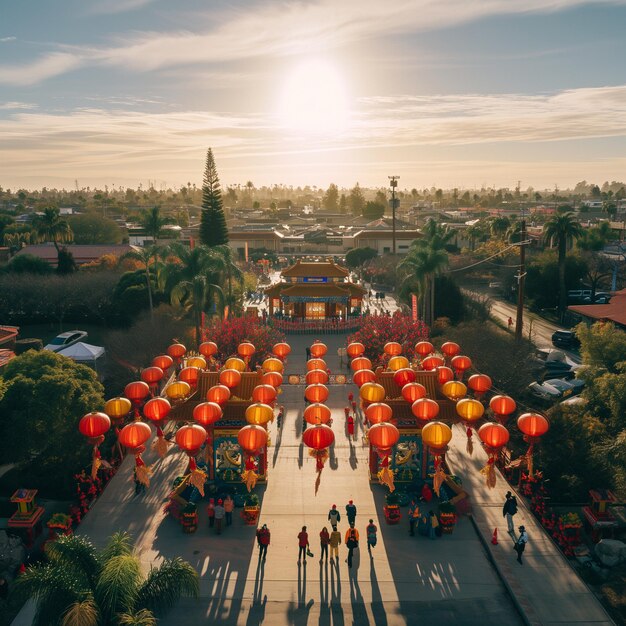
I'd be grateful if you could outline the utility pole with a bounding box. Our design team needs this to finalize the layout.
[389,176,400,255]
[515,215,527,341]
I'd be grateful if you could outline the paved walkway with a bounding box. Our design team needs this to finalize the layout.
[446,423,614,626]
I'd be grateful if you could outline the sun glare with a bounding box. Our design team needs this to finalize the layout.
[277,59,350,136]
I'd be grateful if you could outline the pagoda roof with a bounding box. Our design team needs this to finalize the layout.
[265,282,366,298]
[281,259,349,278]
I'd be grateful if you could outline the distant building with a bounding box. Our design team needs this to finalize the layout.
[14,243,133,267]
[568,289,626,329]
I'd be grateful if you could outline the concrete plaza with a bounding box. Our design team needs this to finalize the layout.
[41,333,612,626]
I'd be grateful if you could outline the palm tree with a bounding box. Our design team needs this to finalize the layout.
[489,216,511,239]
[211,244,243,314]
[33,207,73,265]
[419,219,455,252]
[120,246,162,322]
[17,532,198,626]
[543,212,583,319]
[138,207,174,245]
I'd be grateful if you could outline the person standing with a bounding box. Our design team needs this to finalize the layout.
[346,500,357,526]
[277,405,284,429]
[328,504,341,529]
[344,525,359,568]
[297,526,309,565]
[306,347,311,360]
[515,526,528,564]
[347,414,355,438]
[503,491,518,535]
[224,494,234,526]
[408,499,420,536]
[428,511,439,539]
[256,524,271,561]
[366,519,377,557]
[319,527,330,564]
[508,317,513,331]
[214,499,225,534]
[329,527,341,563]
[207,498,215,528]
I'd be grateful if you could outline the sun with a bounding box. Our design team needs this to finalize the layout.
[277,58,350,136]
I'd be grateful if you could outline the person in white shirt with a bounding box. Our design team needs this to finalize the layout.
[515,525,528,564]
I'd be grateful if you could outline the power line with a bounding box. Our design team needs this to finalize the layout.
[447,241,527,273]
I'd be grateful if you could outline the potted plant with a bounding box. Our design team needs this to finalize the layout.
[384,492,401,524]
[46,513,73,540]
[438,501,457,534]
[181,502,198,534]
[242,493,260,525]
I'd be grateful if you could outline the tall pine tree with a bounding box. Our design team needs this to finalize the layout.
[199,148,229,246]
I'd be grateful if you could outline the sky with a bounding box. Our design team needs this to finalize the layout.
[2,0,626,191]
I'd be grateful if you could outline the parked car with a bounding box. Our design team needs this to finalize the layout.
[43,330,88,352]
[567,289,591,303]
[551,330,581,350]
[581,292,612,304]
[527,378,585,403]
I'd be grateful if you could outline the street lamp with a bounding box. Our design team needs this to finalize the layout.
[388,176,400,255]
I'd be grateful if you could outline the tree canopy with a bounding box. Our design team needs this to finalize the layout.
[345,247,377,269]
[68,214,124,244]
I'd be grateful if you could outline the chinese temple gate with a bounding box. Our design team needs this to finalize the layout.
[265,259,366,320]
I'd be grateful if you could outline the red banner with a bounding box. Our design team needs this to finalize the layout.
[412,294,418,321]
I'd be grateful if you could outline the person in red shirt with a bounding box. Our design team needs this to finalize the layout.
[347,414,355,438]
[256,524,271,561]
[297,526,309,565]
[319,527,330,563]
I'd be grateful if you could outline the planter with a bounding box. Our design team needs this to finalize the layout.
[242,506,260,525]
[182,512,198,534]
[384,504,401,525]
[439,512,457,534]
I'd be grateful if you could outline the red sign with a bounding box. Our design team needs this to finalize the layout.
[412,294,418,321]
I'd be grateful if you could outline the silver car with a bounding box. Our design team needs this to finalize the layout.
[43,330,88,352]
[528,378,585,403]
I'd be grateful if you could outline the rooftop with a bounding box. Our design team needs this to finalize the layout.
[281,259,349,278]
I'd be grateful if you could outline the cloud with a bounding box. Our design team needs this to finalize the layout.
[0,36,16,43]
[1,84,626,188]
[0,52,83,86]
[0,101,37,110]
[88,0,157,14]
[2,0,626,84]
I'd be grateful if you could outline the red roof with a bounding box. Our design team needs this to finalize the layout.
[0,326,19,346]
[568,289,626,327]
[14,244,133,267]
[0,349,15,369]
[281,259,349,278]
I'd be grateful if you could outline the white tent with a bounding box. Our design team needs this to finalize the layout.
[58,342,105,368]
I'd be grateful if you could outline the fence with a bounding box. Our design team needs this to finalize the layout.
[269,318,362,334]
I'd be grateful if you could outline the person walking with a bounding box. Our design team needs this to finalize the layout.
[214,499,225,534]
[329,527,341,563]
[328,504,341,529]
[408,499,420,536]
[277,405,284,429]
[224,494,234,526]
[515,526,528,564]
[508,317,513,331]
[297,526,309,565]
[319,527,330,563]
[256,524,270,561]
[345,500,357,526]
[207,498,215,528]
[366,519,377,557]
[428,511,439,539]
[347,414,355,438]
[344,524,359,568]
[503,491,518,535]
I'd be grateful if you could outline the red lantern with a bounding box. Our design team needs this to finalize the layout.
[436,366,455,385]
[252,384,277,404]
[384,342,402,356]
[393,368,416,387]
[303,424,335,450]
[143,397,171,423]
[411,398,439,421]
[199,341,218,357]
[272,342,291,359]
[238,425,268,454]
[517,413,549,439]
[261,371,283,388]
[306,369,329,385]
[489,395,517,423]
[179,366,200,388]
[415,341,434,357]
[219,368,241,389]
[422,355,444,371]
[206,384,231,405]
[167,343,186,360]
[238,342,256,358]
[310,342,328,358]
[468,373,492,396]
[152,354,173,370]
[305,383,329,404]
[351,356,372,372]
[353,369,376,387]
[451,355,472,378]
[176,424,207,455]
[368,422,400,451]
[365,403,393,425]
[118,421,151,450]
[401,382,427,403]
[441,341,460,358]
[193,401,222,427]
[141,366,164,386]
[79,412,111,441]
[124,381,150,415]
[304,403,332,425]
[307,358,327,372]
[346,342,365,358]
[478,422,510,449]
